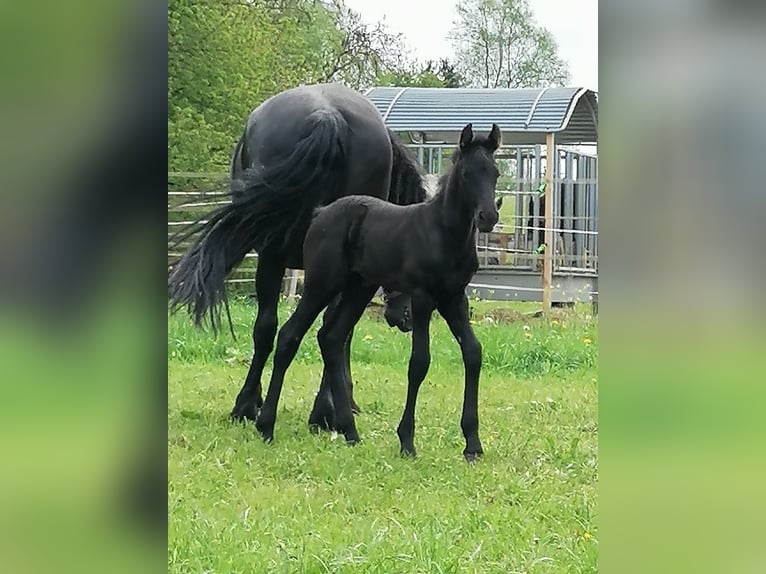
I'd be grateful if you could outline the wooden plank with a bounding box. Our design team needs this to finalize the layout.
[542,133,555,311]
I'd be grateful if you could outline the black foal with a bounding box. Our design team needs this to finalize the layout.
[256,123,502,460]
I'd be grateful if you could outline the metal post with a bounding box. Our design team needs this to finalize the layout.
[576,155,586,267]
[513,146,527,266]
[591,156,599,271]
[543,133,555,311]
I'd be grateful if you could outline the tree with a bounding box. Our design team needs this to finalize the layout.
[312,0,409,89]
[168,0,319,170]
[451,0,570,88]
[375,58,466,88]
[168,0,412,170]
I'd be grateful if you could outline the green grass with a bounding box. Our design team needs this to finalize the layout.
[169,298,598,573]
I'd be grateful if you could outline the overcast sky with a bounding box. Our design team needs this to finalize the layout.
[343,0,598,90]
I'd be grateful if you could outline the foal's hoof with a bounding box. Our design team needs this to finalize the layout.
[350,402,362,415]
[399,447,417,459]
[254,419,274,443]
[463,451,483,463]
[257,429,274,444]
[344,433,361,446]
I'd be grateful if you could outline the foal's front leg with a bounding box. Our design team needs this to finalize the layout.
[396,293,434,457]
[437,292,485,461]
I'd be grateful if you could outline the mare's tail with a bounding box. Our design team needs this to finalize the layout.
[168,109,348,334]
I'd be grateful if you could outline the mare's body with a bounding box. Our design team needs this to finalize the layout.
[168,83,426,429]
[255,123,503,460]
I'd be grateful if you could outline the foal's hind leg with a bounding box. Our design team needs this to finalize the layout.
[346,327,361,414]
[437,293,485,461]
[309,292,361,432]
[309,321,360,432]
[231,255,284,421]
[396,293,434,457]
[317,283,378,445]
[255,290,334,442]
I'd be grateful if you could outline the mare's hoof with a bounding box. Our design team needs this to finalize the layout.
[230,404,258,423]
[463,451,483,463]
[308,414,334,433]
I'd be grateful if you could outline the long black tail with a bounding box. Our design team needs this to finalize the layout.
[168,109,348,334]
[387,129,427,206]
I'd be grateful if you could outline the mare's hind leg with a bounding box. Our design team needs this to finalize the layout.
[317,283,378,445]
[231,254,284,421]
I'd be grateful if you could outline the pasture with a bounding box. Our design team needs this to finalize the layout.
[168,298,598,573]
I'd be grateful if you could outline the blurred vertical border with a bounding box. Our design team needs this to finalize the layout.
[600,0,766,572]
[0,1,168,573]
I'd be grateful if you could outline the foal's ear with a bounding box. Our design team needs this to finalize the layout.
[459,123,474,149]
[485,123,502,152]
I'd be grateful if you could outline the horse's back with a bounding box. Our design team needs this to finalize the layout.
[244,86,388,190]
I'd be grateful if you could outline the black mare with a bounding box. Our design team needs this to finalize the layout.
[256,123,502,460]
[168,83,427,429]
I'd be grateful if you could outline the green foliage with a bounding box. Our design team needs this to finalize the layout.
[169,298,597,379]
[168,0,311,171]
[452,0,571,88]
[168,0,410,172]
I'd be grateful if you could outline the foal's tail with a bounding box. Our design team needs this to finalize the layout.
[387,129,427,206]
[168,109,348,334]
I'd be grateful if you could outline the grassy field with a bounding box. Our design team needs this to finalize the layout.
[169,297,598,573]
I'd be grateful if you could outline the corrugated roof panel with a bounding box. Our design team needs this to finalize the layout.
[364,86,597,144]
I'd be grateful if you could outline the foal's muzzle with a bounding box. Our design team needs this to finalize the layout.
[383,291,413,333]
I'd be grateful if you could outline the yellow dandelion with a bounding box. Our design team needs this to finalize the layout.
[363,335,373,342]
[583,532,592,541]
[551,319,559,326]
[524,332,533,339]
[583,337,592,345]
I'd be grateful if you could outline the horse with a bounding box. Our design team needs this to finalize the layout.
[255,123,502,461]
[168,83,427,430]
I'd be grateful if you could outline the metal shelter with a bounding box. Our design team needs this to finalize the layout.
[363,86,599,309]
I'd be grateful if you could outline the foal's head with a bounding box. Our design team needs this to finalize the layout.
[453,123,502,233]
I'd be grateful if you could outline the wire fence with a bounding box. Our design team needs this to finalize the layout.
[168,155,598,297]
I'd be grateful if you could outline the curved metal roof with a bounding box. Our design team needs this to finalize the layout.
[363,86,598,145]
